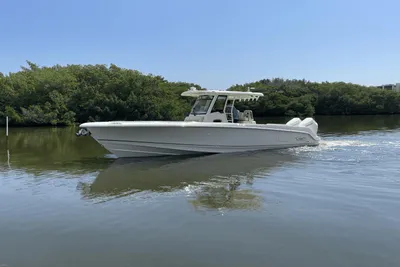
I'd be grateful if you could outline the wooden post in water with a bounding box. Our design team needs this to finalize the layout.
[6,116,10,168]
[6,116,8,138]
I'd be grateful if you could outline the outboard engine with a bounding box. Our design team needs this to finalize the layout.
[286,117,301,127]
[299,117,318,135]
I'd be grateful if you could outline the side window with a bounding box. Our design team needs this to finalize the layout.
[211,95,227,113]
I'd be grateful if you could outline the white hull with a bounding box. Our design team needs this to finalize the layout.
[79,121,320,158]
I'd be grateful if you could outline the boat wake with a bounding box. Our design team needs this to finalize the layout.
[283,131,400,164]
[287,139,377,153]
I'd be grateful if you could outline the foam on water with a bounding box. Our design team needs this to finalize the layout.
[283,130,400,166]
[287,139,377,155]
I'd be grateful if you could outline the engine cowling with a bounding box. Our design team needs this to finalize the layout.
[299,117,318,135]
[286,117,301,127]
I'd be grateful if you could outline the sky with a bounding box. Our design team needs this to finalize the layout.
[1,0,399,89]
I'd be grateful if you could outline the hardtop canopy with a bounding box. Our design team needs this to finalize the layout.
[181,88,264,101]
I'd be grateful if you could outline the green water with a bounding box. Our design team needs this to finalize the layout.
[1,115,400,267]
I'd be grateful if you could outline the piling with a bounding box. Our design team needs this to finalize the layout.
[6,116,10,168]
[6,116,8,137]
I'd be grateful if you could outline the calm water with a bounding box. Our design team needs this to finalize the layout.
[1,115,400,267]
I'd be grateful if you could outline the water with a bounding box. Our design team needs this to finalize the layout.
[0,115,399,267]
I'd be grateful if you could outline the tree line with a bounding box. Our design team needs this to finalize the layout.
[229,79,400,118]
[1,61,399,126]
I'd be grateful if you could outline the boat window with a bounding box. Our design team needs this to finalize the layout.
[191,95,214,114]
[211,95,228,113]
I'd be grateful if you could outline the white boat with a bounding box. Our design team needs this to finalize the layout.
[76,87,320,158]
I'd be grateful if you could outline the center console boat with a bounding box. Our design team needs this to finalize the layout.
[76,87,320,157]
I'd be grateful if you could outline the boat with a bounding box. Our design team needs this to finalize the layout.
[76,87,320,158]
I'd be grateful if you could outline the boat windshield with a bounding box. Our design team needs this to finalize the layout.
[191,95,214,115]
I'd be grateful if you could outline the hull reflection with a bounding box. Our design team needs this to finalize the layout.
[80,151,299,209]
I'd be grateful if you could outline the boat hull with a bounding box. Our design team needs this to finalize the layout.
[79,121,320,158]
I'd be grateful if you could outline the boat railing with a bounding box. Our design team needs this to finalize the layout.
[225,105,233,123]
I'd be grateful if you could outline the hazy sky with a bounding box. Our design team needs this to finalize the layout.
[1,0,399,89]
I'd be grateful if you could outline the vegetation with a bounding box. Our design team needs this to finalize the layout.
[1,61,399,126]
[0,61,201,126]
[229,79,400,118]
